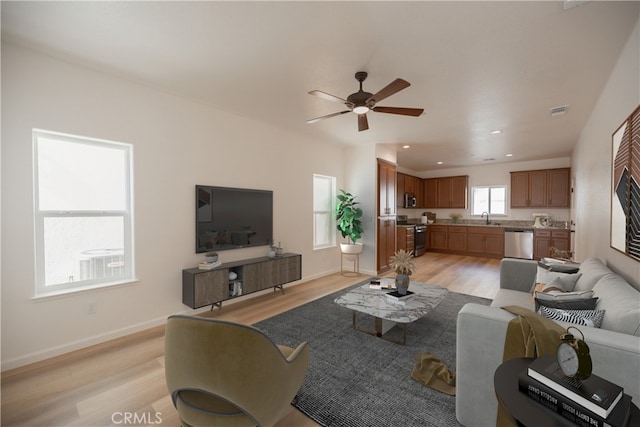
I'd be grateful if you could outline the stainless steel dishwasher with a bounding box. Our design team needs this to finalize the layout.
[504,228,534,259]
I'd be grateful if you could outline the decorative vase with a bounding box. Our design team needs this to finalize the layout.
[395,274,410,295]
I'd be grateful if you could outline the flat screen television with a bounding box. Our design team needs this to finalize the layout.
[195,185,273,253]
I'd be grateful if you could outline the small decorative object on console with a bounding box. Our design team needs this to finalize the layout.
[557,326,592,380]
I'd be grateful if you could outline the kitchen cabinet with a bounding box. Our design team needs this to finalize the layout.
[533,229,571,260]
[377,217,396,272]
[429,225,448,251]
[424,176,468,209]
[427,225,505,259]
[396,173,405,207]
[378,159,396,217]
[447,225,467,253]
[397,226,415,253]
[377,159,397,273]
[467,226,505,258]
[547,168,571,207]
[397,172,423,208]
[510,168,570,208]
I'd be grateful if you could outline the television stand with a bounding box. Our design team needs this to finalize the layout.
[182,253,302,310]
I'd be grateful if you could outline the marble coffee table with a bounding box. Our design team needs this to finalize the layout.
[335,279,448,345]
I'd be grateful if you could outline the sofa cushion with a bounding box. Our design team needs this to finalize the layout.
[535,290,594,302]
[592,273,640,336]
[491,289,535,311]
[538,306,605,328]
[574,258,613,292]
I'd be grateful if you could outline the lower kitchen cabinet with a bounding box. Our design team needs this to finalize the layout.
[397,226,415,253]
[429,225,448,251]
[467,226,505,258]
[533,229,571,260]
[447,226,468,253]
[427,225,505,259]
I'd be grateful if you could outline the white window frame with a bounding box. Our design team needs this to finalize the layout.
[33,129,135,298]
[471,185,507,216]
[313,174,336,250]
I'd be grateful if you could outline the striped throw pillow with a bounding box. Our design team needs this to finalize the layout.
[538,306,605,328]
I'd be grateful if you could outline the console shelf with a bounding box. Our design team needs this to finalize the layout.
[182,253,302,310]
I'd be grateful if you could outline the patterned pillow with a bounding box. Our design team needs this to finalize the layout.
[534,297,599,312]
[538,306,605,328]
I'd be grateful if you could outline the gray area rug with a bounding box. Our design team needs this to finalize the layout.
[254,280,492,427]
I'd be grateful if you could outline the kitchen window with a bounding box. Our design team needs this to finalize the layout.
[471,185,507,216]
[313,174,336,249]
[33,129,135,297]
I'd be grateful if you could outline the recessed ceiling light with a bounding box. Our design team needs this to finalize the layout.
[490,130,503,135]
[506,153,513,157]
[437,161,443,165]
[402,145,410,149]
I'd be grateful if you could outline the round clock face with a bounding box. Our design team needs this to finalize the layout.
[557,342,579,377]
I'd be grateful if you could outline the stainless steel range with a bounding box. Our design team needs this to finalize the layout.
[397,215,426,257]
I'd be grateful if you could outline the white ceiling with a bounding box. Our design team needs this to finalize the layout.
[2,1,638,171]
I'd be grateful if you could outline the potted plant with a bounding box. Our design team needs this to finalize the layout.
[389,249,416,295]
[205,252,218,263]
[336,189,364,255]
[449,212,463,224]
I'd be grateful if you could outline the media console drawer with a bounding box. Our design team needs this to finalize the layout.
[182,253,302,309]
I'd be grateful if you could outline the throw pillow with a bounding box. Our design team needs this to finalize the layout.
[534,297,599,312]
[545,274,582,292]
[534,290,594,302]
[537,306,605,328]
[530,266,581,294]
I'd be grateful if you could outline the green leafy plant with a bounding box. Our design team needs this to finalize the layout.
[389,249,416,276]
[336,189,364,244]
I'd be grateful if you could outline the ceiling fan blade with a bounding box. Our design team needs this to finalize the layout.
[306,110,350,124]
[308,90,349,104]
[358,114,369,132]
[372,106,424,117]
[366,78,410,104]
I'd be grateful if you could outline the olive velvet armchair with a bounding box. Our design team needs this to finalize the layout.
[164,315,310,427]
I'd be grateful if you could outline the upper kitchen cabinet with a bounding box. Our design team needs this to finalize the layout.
[547,168,571,208]
[397,172,423,208]
[510,168,570,208]
[424,175,468,209]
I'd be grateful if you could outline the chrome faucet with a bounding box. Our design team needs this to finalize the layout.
[481,211,490,225]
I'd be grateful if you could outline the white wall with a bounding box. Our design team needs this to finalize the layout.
[397,158,572,223]
[571,14,640,288]
[1,42,348,369]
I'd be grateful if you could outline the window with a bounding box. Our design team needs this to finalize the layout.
[33,129,135,297]
[471,185,507,216]
[313,174,336,249]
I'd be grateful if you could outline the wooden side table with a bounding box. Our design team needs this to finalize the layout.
[494,358,639,427]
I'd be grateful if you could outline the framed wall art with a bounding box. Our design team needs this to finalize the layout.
[611,104,640,261]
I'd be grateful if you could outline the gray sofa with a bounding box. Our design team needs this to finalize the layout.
[456,257,640,427]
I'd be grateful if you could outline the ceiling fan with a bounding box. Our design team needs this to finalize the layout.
[306,71,424,132]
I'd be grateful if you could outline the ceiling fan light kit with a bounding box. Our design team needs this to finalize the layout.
[307,71,424,132]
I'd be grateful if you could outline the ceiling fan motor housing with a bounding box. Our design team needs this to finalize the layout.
[348,71,374,110]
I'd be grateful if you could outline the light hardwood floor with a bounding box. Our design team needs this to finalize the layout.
[1,253,500,427]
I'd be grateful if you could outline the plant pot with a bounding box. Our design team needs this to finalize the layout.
[395,274,410,295]
[340,243,363,255]
[205,256,218,263]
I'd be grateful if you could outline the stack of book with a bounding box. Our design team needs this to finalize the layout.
[198,260,222,270]
[386,290,414,305]
[519,355,632,427]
